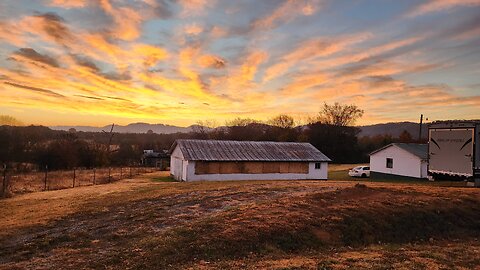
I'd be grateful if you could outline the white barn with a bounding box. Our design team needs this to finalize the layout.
[169,139,331,181]
[369,143,428,180]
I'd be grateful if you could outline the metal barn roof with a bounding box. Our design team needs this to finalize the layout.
[370,143,428,160]
[170,139,331,162]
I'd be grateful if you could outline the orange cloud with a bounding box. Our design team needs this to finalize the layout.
[198,55,226,69]
[241,51,268,82]
[98,0,144,41]
[264,32,372,82]
[407,0,480,17]
[279,73,329,95]
[184,23,204,35]
[179,0,210,17]
[0,21,26,46]
[210,26,227,38]
[312,36,423,71]
[48,0,87,8]
[252,0,321,31]
[132,44,168,67]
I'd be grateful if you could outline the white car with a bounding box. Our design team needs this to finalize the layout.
[348,166,370,178]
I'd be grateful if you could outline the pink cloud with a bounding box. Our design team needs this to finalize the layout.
[407,0,480,17]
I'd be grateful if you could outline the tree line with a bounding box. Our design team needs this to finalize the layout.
[0,103,422,171]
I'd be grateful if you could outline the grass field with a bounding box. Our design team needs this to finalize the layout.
[330,164,471,187]
[0,169,479,269]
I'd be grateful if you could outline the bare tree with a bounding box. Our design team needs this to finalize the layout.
[101,124,116,165]
[102,123,115,149]
[193,120,218,139]
[0,115,23,126]
[268,114,295,129]
[225,118,259,127]
[316,102,364,126]
[195,120,218,130]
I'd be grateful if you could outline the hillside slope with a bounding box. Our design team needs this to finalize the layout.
[358,121,428,138]
[50,122,194,134]
[50,121,428,137]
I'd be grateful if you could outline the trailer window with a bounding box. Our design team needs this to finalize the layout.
[386,158,393,168]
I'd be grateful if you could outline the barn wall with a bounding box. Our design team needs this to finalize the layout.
[170,146,185,181]
[194,162,309,175]
[185,161,327,181]
[182,160,189,181]
[370,146,424,178]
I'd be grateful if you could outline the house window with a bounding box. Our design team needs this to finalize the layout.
[386,158,393,168]
[315,162,321,169]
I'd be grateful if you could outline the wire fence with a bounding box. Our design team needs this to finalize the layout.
[0,166,158,198]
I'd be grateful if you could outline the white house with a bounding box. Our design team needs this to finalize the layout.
[169,139,331,181]
[369,143,428,180]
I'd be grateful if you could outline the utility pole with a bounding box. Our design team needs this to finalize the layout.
[418,114,423,141]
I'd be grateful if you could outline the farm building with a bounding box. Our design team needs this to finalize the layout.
[169,139,331,181]
[370,143,428,180]
[141,150,169,170]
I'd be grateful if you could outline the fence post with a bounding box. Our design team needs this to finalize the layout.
[93,168,96,185]
[73,168,76,188]
[130,166,132,178]
[44,165,48,191]
[120,167,122,178]
[2,164,6,197]
[108,167,111,183]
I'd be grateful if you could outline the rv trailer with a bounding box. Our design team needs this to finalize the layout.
[428,120,480,184]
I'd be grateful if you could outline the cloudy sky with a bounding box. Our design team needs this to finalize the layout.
[0,0,479,127]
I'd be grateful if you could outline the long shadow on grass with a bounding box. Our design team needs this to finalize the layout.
[1,185,479,270]
[129,185,480,269]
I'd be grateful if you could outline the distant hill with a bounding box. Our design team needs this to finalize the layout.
[50,122,194,134]
[51,121,427,137]
[358,121,428,138]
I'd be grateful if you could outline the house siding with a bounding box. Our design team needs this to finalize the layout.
[370,145,427,179]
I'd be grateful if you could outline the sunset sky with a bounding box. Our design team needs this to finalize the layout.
[0,0,479,127]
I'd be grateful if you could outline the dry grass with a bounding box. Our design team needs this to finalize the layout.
[0,171,479,269]
[0,172,166,234]
[5,167,156,195]
[328,163,368,172]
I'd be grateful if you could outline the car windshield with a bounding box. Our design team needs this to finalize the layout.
[353,166,362,170]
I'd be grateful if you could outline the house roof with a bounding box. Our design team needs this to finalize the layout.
[370,143,428,160]
[169,139,331,162]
